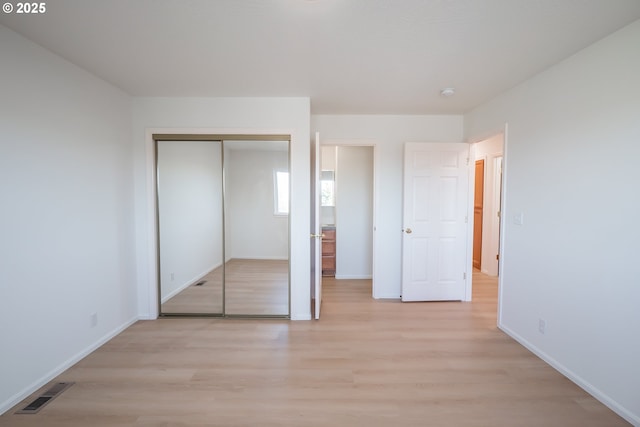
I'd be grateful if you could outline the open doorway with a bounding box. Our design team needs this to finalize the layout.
[472,134,504,277]
[321,145,375,293]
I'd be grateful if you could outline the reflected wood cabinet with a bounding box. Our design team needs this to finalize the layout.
[322,227,336,277]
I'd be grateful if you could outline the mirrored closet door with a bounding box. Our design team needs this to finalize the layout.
[223,140,290,316]
[155,136,290,318]
[156,140,224,315]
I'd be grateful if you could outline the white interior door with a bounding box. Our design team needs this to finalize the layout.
[311,132,322,319]
[401,142,469,301]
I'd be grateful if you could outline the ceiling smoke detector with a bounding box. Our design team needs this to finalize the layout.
[440,88,456,97]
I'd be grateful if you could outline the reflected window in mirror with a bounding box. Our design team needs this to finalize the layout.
[274,170,289,215]
[321,170,335,207]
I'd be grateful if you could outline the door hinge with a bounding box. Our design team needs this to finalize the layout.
[463,272,467,280]
[464,215,468,223]
[466,157,470,165]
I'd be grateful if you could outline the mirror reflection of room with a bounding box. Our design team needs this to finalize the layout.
[157,140,224,315]
[156,138,290,317]
[223,140,289,316]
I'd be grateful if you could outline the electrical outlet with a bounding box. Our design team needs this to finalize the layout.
[514,212,524,225]
[170,273,175,281]
[538,318,546,334]
[90,313,98,328]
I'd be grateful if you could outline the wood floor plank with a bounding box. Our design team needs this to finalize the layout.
[0,272,630,426]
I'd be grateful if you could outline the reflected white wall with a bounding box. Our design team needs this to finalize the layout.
[157,141,223,301]
[225,146,289,260]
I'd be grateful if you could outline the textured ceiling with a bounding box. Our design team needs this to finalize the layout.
[2,0,640,114]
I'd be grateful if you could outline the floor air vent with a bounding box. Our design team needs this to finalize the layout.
[16,382,74,414]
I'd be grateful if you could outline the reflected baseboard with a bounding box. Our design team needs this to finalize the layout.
[161,258,288,317]
[334,275,372,280]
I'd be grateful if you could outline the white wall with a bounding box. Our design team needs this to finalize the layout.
[157,141,223,301]
[465,20,640,425]
[0,26,136,414]
[473,134,504,276]
[335,146,374,279]
[321,145,337,170]
[312,115,464,298]
[132,97,311,320]
[225,147,289,260]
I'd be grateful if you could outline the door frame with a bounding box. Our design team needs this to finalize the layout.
[143,127,295,320]
[311,132,322,319]
[320,139,378,298]
[467,125,508,324]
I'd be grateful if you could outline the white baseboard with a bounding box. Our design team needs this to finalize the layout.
[498,323,639,426]
[334,274,372,280]
[291,312,311,320]
[373,294,401,300]
[0,316,139,416]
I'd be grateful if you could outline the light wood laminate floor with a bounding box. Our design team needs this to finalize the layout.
[1,272,629,426]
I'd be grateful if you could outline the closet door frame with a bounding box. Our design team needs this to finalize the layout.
[153,133,291,319]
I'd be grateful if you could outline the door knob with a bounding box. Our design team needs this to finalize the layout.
[404,228,412,234]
